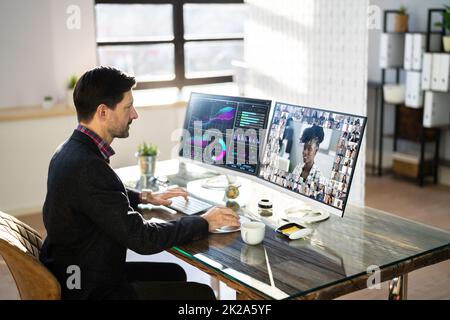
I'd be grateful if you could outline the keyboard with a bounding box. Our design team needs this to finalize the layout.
[168,196,213,215]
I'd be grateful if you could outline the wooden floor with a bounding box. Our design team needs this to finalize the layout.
[1,174,449,300]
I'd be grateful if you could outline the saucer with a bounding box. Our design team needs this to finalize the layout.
[211,225,241,234]
[210,215,249,233]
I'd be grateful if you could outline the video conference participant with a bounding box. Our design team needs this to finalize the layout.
[39,66,240,300]
[292,125,325,182]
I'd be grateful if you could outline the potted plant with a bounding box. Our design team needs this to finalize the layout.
[66,75,78,107]
[435,5,450,52]
[136,142,159,178]
[394,6,409,33]
[42,96,55,109]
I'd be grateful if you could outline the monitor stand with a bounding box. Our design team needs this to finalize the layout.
[186,174,250,210]
[166,160,218,187]
[200,174,242,191]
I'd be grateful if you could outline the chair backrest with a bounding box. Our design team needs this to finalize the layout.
[0,211,60,300]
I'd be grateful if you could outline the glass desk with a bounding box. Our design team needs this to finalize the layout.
[116,160,450,300]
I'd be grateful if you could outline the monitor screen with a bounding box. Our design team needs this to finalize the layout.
[180,92,272,175]
[259,102,366,213]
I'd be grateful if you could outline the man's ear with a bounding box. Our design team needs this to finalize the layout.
[97,104,109,120]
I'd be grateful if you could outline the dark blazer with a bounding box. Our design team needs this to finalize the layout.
[39,130,209,300]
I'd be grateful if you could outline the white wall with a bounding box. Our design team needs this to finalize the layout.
[50,0,97,103]
[0,116,78,214]
[0,0,56,107]
[244,0,369,206]
[0,0,96,108]
[366,0,450,179]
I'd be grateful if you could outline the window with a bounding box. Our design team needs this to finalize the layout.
[95,0,245,90]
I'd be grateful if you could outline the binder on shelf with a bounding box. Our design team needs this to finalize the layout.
[404,33,413,70]
[431,53,450,92]
[421,53,433,90]
[404,34,440,72]
[405,71,423,108]
[380,33,405,68]
[423,91,450,128]
[412,34,426,71]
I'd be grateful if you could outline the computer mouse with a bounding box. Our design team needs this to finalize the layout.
[288,228,312,240]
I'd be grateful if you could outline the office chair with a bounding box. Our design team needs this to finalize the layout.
[0,211,60,300]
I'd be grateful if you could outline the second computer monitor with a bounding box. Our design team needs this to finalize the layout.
[259,102,366,215]
[180,92,272,176]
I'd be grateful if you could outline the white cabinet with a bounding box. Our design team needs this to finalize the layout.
[431,53,450,92]
[405,71,423,108]
[421,53,433,90]
[423,91,450,127]
[380,33,405,68]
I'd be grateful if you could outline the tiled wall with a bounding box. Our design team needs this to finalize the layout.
[244,0,369,206]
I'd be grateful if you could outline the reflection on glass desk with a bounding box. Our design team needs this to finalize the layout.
[116,160,450,300]
[171,206,450,300]
[120,160,219,192]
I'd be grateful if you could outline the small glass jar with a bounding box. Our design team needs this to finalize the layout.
[258,199,273,217]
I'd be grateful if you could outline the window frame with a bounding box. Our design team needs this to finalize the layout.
[95,0,245,90]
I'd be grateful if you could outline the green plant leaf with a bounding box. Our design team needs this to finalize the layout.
[444,12,450,30]
[67,75,78,89]
[137,142,159,156]
[399,5,407,15]
[436,8,450,31]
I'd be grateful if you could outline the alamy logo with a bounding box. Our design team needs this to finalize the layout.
[367,5,381,30]
[366,265,381,290]
[66,5,81,30]
[171,124,264,165]
[66,265,81,290]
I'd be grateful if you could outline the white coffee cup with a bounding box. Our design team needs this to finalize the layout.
[240,221,265,245]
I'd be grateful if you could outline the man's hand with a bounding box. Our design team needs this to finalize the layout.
[142,187,188,206]
[201,206,240,232]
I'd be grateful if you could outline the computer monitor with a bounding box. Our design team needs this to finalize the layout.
[179,92,272,177]
[258,102,366,217]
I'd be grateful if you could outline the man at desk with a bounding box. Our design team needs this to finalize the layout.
[39,66,240,300]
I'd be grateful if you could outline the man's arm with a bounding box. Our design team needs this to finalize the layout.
[80,159,209,255]
[126,187,141,210]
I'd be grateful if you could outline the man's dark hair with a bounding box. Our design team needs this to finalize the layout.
[300,125,324,147]
[73,66,136,122]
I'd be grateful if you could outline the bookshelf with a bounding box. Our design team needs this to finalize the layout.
[377,9,446,186]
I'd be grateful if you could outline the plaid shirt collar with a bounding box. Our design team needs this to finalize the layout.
[76,124,115,161]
